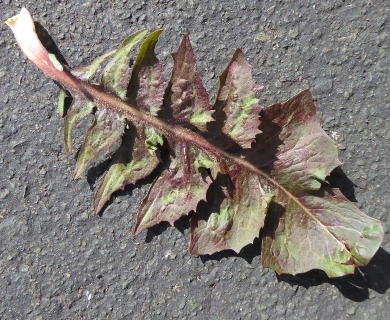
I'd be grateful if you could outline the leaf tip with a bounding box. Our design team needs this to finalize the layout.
[93,197,104,215]
[133,223,143,236]
[72,167,83,180]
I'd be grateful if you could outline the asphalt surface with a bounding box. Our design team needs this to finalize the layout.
[0,1,389,319]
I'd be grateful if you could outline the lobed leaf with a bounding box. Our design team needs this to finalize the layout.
[62,49,117,153]
[7,8,383,278]
[73,30,150,178]
[189,90,341,255]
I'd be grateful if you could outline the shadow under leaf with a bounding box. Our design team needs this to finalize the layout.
[277,247,390,302]
[199,237,263,265]
[327,166,357,202]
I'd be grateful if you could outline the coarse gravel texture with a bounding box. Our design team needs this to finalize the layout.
[0,0,389,319]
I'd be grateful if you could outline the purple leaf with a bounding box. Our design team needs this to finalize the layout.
[7,8,383,278]
[247,89,342,191]
[93,125,161,213]
[102,29,148,100]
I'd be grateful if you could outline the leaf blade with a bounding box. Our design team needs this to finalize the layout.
[63,97,94,154]
[247,89,342,191]
[261,188,384,277]
[102,29,149,99]
[72,49,116,81]
[93,125,160,213]
[134,143,212,234]
[190,163,274,254]
[164,34,214,131]
[7,8,383,278]
[127,29,165,115]
[214,49,262,148]
[73,108,126,179]
[93,30,166,212]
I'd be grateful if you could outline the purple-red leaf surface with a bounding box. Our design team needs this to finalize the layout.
[134,142,212,234]
[190,162,274,254]
[247,90,342,191]
[6,8,384,278]
[164,34,214,131]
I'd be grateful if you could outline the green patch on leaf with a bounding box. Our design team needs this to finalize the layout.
[57,89,67,117]
[144,127,164,153]
[230,94,259,139]
[190,109,215,127]
[193,150,217,174]
[214,49,262,148]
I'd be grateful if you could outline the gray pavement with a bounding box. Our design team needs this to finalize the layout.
[0,1,389,319]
